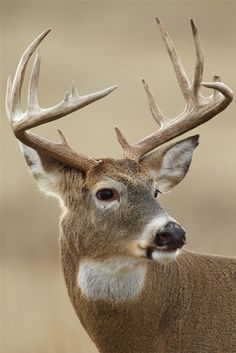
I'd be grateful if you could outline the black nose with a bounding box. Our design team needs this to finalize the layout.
[154,222,186,249]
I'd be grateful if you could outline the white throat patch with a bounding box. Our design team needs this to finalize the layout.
[78,257,147,302]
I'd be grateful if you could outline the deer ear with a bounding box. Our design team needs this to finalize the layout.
[20,143,62,199]
[140,135,199,193]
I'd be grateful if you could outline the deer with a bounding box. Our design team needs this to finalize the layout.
[6,17,236,353]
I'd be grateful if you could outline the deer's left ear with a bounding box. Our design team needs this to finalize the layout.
[140,135,199,193]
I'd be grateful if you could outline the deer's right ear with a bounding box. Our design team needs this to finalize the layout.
[140,135,199,193]
[20,143,63,199]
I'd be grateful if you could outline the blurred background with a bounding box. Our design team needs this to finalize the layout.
[1,1,236,352]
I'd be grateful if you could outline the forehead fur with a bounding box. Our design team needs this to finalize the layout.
[85,158,153,187]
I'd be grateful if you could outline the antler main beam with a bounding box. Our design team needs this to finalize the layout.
[6,29,118,171]
[115,18,233,161]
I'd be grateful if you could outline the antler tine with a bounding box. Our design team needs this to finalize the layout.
[10,29,51,117]
[142,79,168,127]
[191,19,204,100]
[28,49,41,112]
[116,18,233,161]
[155,17,191,102]
[201,80,233,106]
[7,29,118,172]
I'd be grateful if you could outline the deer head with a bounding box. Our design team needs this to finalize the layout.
[6,18,233,265]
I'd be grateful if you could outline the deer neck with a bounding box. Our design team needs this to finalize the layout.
[59,234,183,353]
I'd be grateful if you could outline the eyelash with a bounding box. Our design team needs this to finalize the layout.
[154,189,161,198]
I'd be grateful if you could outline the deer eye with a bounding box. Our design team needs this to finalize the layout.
[96,188,119,201]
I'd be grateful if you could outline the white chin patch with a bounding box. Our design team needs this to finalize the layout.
[151,249,180,263]
[78,257,147,302]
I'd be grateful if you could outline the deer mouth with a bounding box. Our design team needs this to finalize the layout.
[156,248,178,252]
[131,241,180,263]
[147,247,178,259]
[147,247,180,262]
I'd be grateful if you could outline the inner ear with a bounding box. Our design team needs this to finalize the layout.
[140,135,199,193]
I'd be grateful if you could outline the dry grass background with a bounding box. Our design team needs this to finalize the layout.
[1,1,236,353]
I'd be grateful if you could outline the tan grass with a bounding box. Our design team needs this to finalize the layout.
[1,262,98,353]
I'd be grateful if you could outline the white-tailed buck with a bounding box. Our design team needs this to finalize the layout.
[6,18,236,353]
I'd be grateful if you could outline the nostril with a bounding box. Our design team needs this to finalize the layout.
[155,231,172,246]
[158,232,171,243]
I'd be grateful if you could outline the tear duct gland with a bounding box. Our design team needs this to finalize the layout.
[7,18,236,353]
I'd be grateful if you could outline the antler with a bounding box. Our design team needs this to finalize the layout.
[6,29,117,171]
[115,18,233,161]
